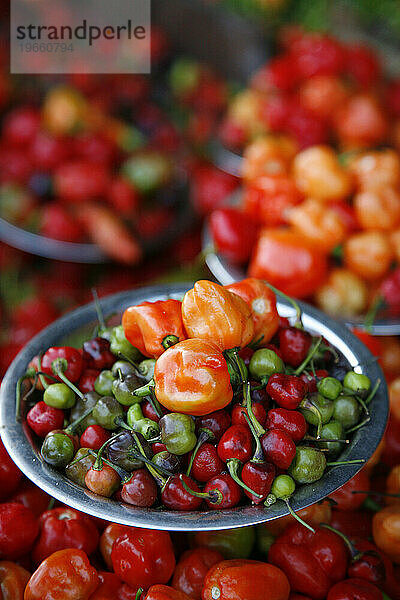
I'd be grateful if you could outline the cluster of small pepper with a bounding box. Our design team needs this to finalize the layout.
[0,429,399,600]
[209,26,400,320]
[19,278,374,513]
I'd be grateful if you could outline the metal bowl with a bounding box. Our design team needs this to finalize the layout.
[0,283,388,530]
[203,190,400,336]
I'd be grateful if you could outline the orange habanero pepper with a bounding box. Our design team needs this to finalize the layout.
[122,299,187,358]
[24,548,99,600]
[145,585,192,600]
[249,229,328,299]
[225,278,279,345]
[154,339,233,416]
[0,561,30,600]
[372,505,400,564]
[99,523,132,570]
[182,281,254,351]
[202,559,290,600]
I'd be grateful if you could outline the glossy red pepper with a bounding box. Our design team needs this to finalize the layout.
[24,548,99,600]
[80,425,110,450]
[82,337,115,370]
[122,299,187,358]
[217,425,253,464]
[330,510,372,541]
[329,470,370,511]
[26,401,65,438]
[111,528,176,590]
[327,578,382,600]
[145,585,192,600]
[171,547,223,600]
[120,469,158,507]
[190,443,225,483]
[78,369,100,394]
[32,507,100,564]
[261,429,296,470]
[0,560,30,600]
[203,473,242,510]
[0,438,21,500]
[41,346,83,383]
[231,402,267,429]
[265,408,308,443]
[202,559,290,600]
[100,523,132,570]
[268,523,348,599]
[241,461,275,504]
[278,326,312,367]
[196,410,231,441]
[209,208,259,264]
[0,502,39,560]
[266,374,307,410]
[161,474,203,511]
[88,571,123,600]
[10,479,51,518]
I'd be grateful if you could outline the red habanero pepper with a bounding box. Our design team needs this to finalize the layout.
[268,523,348,600]
[327,578,382,600]
[145,585,192,600]
[27,401,65,438]
[111,528,176,590]
[32,507,100,564]
[226,278,279,345]
[122,299,187,358]
[265,408,308,443]
[0,502,39,560]
[0,560,30,600]
[329,470,371,511]
[266,374,307,410]
[82,337,115,371]
[41,346,83,383]
[88,571,122,600]
[209,208,259,264]
[0,438,22,500]
[100,523,132,570]
[171,547,223,600]
[24,548,99,600]
[202,559,290,600]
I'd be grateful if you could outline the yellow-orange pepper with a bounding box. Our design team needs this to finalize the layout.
[154,339,233,416]
[122,299,187,358]
[225,278,279,345]
[182,281,254,351]
[372,505,400,564]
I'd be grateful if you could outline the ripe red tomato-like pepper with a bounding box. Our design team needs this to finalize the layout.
[329,470,370,511]
[172,547,224,600]
[122,299,187,358]
[268,523,348,600]
[11,479,51,518]
[226,278,279,345]
[209,207,259,264]
[154,339,233,416]
[111,528,176,590]
[0,438,21,500]
[249,229,328,299]
[41,346,83,383]
[202,559,290,600]
[24,548,99,600]
[0,560,30,600]
[145,585,192,600]
[327,578,382,600]
[100,523,132,570]
[182,280,254,351]
[32,507,100,564]
[88,571,123,600]
[0,502,39,560]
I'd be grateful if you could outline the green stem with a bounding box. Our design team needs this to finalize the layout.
[242,410,265,462]
[352,490,400,499]
[304,435,350,444]
[365,379,381,406]
[149,388,163,419]
[346,417,371,434]
[51,359,84,399]
[162,335,179,350]
[284,499,315,533]
[135,589,144,600]
[37,354,49,390]
[227,458,263,499]
[65,405,96,435]
[15,374,31,421]
[265,283,302,326]
[131,381,154,398]
[363,497,382,512]
[132,432,166,486]
[300,399,323,438]
[327,459,365,466]
[320,523,361,560]
[364,296,385,332]
[88,449,129,481]
[47,497,56,511]
[294,337,323,376]
[179,474,222,505]
[67,451,91,467]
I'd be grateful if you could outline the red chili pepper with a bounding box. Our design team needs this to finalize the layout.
[100,523,132,570]
[265,408,308,443]
[82,337,115,371]
[88,571,123,600]
[24,548,99,600]
[330,510,372,541]
[261,429,296,470]
[191,163,238,216]
[171,547,223,600]
[241,461,275,504]
[196,410,231,441]
[27,401,65,438]
[327,578,382,600]
[32,507,100,564]
[11,479,51,519]
[202,473,242,510]
[41,346,83,383]
[80,425,110,450]
[78,369,101,394]
[0,502,39,560]
[278,326,312,367]
[381,415,400,467]
[120,469,158,507]
[266,374,307,410]
[161,474,203,511]
[0,438,22,500]
[268,523,348,599]
[190,443,225,483]
[145,585,192,600]
[111,528,176,590]
[122,299,187,358]
[231,402,267,429]
[218,425,253,464]
[209,208,259,264]
[329,470,370,511]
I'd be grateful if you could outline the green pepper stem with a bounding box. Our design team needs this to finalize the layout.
[320,523,361,560]
[241,410,265,462]
[162,335,179,350]
[346,418,371,434]
[15,374,31,421]
[135,589,144,600]
[294,337,323,376]
[149,388,163,419]
[300,399,323,438]
[304,435,350,444]
[227,458,263,499]
[93,436,116,471]
[365,379,381,406]
[186,429,213,477]
[265,283,302,326]
[382,593,393,600]
[284,499,315,533]
[131,381,154,398]
[364,296,385,332]
[179,474,223,505]
[244,381,266,438]
[363,497,382,512]
[327,459,365,466]
[264,493,277,507]
[67,451,91,467]
[37,354,49,390]
[65,405,96,435]
[132,432,166,487]
[88,449,128,481]
[51,359,84,399]
[91,288,106,331]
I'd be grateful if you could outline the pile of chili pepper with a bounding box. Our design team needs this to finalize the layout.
[209,26,400,321]
[17,278,377,514]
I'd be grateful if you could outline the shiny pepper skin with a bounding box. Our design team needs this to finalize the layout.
[41,346,83,383]
[268,523,348,600]
[24,548,99,600]
[145,585,192,600]
[32,507,100,565]
[111,528,176,589]
[225,278,279,345]
[327,578,382,600]
[172,547,224,600]
[266,374,307,409]
[0,561,30,600]
[182,280,254,351]
[266,408,307,443]
[122,299,187,358]
[154,339,233,416]
[0,439,22,500]
[202,559,290,600]
[0,502,39,560]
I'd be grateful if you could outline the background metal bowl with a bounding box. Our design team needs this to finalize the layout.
[0,283,388,531]
[203,190,400,336]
